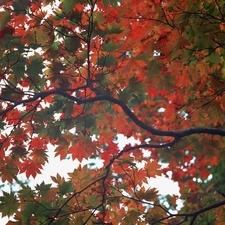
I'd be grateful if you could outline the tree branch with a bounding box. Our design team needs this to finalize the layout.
[1,89,225,140]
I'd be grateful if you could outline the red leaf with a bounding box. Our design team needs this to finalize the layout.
[101,143,119,165]
[20,160,43,178]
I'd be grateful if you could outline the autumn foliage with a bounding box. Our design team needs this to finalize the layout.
[1,0,225,224]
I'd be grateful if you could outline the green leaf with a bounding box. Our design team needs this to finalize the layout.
[98,55,117,67]
[7,51,17,61]
[102,40,120,52]
[0,191,19,217]
[107,25,123,35]
[22,202,37,222]
[12,58,26,79]
[147,59,163,76]
[0,11,11,31]
[118,183,129,189]
[205,2,218,16]
[47,124,61,140]
[0,121,6,130]
[84,114,96,128]
[95,24,123,37]
[160,73,175,91]
[103,0,122,7]
[65,35,81,52]
[12,1,30,15]
[35,182,52,197]
[59,181,75,195]
[34,200,53,218]
[34,106,56,122]
[63,100,74,119]
[129,94,145,107]
[22,199,54,222]
[19,186,34,200]
[62,0,76,14]
[118,88,131,102]
[26,55,45,90]
[173,151,183,160]
[27,54,44,77]
[103,0,109,7]
[124,210,139,224]
[27,43,42,49]
[207,52,220,64]
[87,194,101,207]
[128,77,145,95]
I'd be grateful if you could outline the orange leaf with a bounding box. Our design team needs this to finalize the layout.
[137,187,159,201]
[145,160,162,178]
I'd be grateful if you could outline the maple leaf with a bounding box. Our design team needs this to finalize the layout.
[54,137,70,160]
[59,180,75,195]
[145,160,162,178]
[4,109,21,125]
[22,23,54,51]
[1,0,225,224]
[30,149,48,164]
[35,181,52,197]
[67,165,93,190]
[30,137,47,150]
[0,191,19,217]
[68,141,93,162]
[101,142,119,165]
[136,187,159,201]
[20,160,43,178]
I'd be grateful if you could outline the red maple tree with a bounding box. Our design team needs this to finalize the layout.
[1,0,225,224]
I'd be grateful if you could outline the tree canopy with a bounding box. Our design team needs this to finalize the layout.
[1,0,225,224]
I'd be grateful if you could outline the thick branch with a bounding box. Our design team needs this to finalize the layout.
[1,90,225,140]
